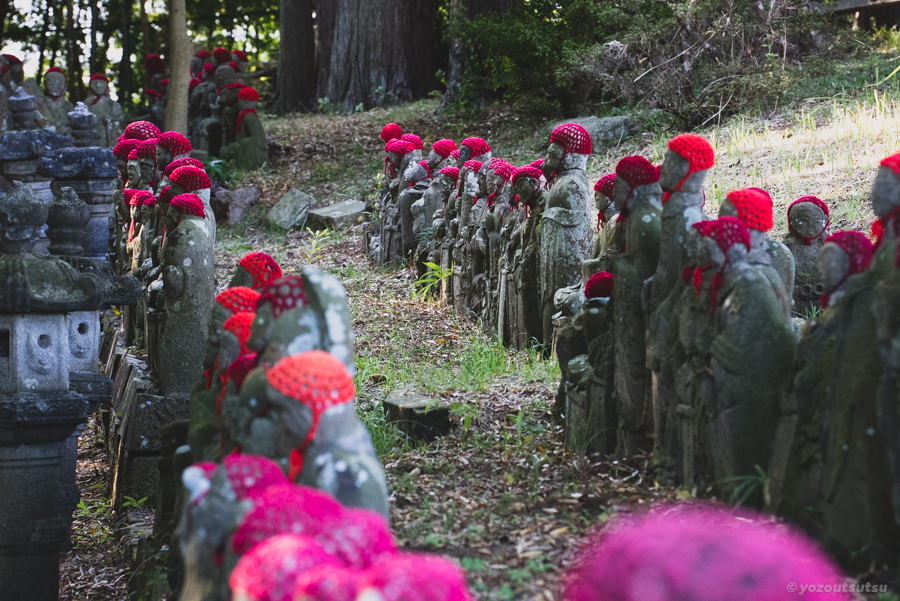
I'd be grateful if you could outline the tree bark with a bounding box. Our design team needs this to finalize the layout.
[120,0,133,102]
[166,0,190,134]
[276,0,315,113]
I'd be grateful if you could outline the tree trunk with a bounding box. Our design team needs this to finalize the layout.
[276,0,315,113]
[316,0,438,111]
[120,0,133,102]
[166,0,190,134]
[90,0,100,73]
[64,0,85,101]
[0,0,10,48]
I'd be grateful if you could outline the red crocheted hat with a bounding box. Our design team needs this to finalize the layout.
[157,131,192,157]
[450,149,460,161]
[512,165,543,184]
[439,166,460,184]
[461,137,491,158]
[131,190,155,207]
[385,139,415,157]
[550,122,592,155]
[202,63,215,76]
[170,193,206,218]
[189,77,201,91]
[881,152,900,174]
[668,134,715,173]
[126,148,141,161]
[584,271,614,299]
[170,166,212,191]
[463,159,483,173]
[223,311,255,355]
[89,73,109,84]
[692,216,751,256]
[594,174,616,199]
[194,49,211,59]
[213,48,232,64]
[258,274,307,317]
[113,138,140,160]
[216,286,261,314]
[144,89,161,100]
[158,185,173,204]
[293,565,365,601]
[788,195,830,244]
[358,553,474,601]
[228,61,240,72]
[487,157,515,183]
[134,138,158,160]
[401,133,423,150]
[123,121,161,141]
[1,54,21,66]
[725,188,773,232]
[233,50,249,62]
[432,139,458,159]
[240,253,284,290]
[141,193,158,207]
[314,508,397,569]
[164,157,204,177]
[122,189,140,206]
[45,66,66,80]
[380,123,403,142]
[616,156,660,187]
[231,484,344,556]
[238,87,260,101]
[230,533,342,601]
[160,78,169,87]
[825,231,874,276]
[144,53,166,74]
[221,453,288,501]
[226,352,259,390]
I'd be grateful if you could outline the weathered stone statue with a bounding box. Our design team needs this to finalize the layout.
[539,123,593,346]
[161,157,204,189]
[167,165,215,244]
[457,137,491,167]
[428,138,458,171]
[38,67,73,135]
[191,50,212,77]
[509,166,546,348]
[212,48,233,69]
[145,53,169,95]
[718,188,793,319]
[0,54,24,93]
[581,174,618,280]
[220,87,268,170]
[156,131,193,176]
[155,193,215,397]
[84,74,125,146]
[400,133,423,159]
[228,252,283,289]
[231,50,249,73]
[126,138,158,192]
[783,196,830,317]
[609,155,662,454]
[379,139,416,265]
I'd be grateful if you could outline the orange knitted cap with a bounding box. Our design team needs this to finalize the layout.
[268,350,355,411]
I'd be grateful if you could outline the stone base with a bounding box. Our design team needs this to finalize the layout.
[383,387,452,441]
[307,199,367,230]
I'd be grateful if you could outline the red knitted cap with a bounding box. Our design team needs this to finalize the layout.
[881,152,900,174]
[158,131,192,157]
[228,61,240,72]
[385,139,415,157]
[127,149,141,161]
[170,193,206,218]
[616,156,660,187]
[594,174,616,199]
[45,66,66,79]
[222,453,288,501]
[380,123,403,142]
[141,193,158,207]
[238,87,260,101]
[267,350,355,410]
[432,139,458,159]
[226,352,259,390]
[144,89,161,100]
[439,166,460,184]
[158,185,173,204]
[788,195,830,220]
[487,157,515,183]
[203,64,215,76]
[131,190,155,207]
[134,138,158,160]
[463,160,483,173]
[550,123,592,155]
[240,253,284,290]
[165,157,204,177]
[512,165,543,184]
[401,133,423,150]
[144,53,166,74]
[450,150,460,161]
[123,189,140,205]
[113,138,141,160]
[160,78,169,87]
[692,216,751,256]
[293,565,365,601]
[189,77,201,91]
[231,484,344,555]
[668,134,715,172]
[825,231,874,276]
[584,271,614,299]
[194,50,211,59]
[213,48,232,63]
[257,274,307,317]
[461,137,490,158]
[216,286,261,314]
[358,553,474,601]
[223,311,255,355]
[89,73,109,84]
[725,188,773,232]
[230,533,342,601]
[1,54,21,66]
[233,50,249,62]
[314,508,397,569]
[170,166,212,191]
[123,121,161,141]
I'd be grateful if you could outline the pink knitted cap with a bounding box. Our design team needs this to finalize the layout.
[357,552,475,601]
[221,453,288,501]
[313,508,397,569]
[293,565,366,601]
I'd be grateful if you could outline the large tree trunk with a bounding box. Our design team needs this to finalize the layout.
[316,0,438,112]
[275,0,315,113]
[166,0,190,134]
[0,0,10,48]
[120,0,133,102]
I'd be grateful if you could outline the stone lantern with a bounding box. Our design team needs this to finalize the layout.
[0,181,104,600]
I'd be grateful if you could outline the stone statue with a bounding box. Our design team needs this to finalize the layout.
[539,123,593,347]
[428,139,458,172]
[155,193,215,397]
[510,166,547,349]
[231,50,249,74]
[220,87,268,170]
[379,139,416,265]
[156,131,193,175]
[212,48,233,69]
[38,67,73,135]
[609,155,662,454]
[380,122,402,143]
[160,157,204,189]
[0,54,24,94]
[783,196,830,317]
[717,188,793,319]
[228,252,283,289]
[166,165,215,244]
[581,174,619,281]
[84,74,125,147]
[191,50,212,78]
[126,138,158,192]
[145,53,169,95]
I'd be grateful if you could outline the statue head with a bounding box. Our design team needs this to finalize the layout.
[545,123,592,173]
[126,152,142,188]
[43,68,67,99]
[384,139,415,178]
[135,138,159,186]
[438,167,459,200]
[787,196,829,244]
[156,131,192,169]
[1,54,24,86]
[380,122,403,142]
[512,166,543,208]
[693,217,751,272]
[230,252,283,290]
[659,134,715,195]
[720,188,773,247]
[237,86,260,111]
[168,193,206,231]
[459,137,491,165]
[113,139,140,180]
[140,193,158,223]
[430,139,458,170]
[214,65,238,90]
[212,48,232,68]
[872,154,900,219]
[818,231,874,305]
[123,120,161,141]
[191,50,211,76]
[594,174,616,213]
[88,74,109,97]
[614,156,660,213]
[246,275,313,361]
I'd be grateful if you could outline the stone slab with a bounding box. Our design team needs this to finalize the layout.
[124,394,189,453]
[383,387,451,440]
[267,188,312,230]
[550,116,632,151]
[307,199,366,231]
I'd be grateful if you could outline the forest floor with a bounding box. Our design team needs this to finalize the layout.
[60,51,900,600]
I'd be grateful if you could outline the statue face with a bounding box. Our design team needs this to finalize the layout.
[478,170,489,196]
[214,65,237,89]
[126,160,141,186]
[190,57,203,76]
[10,64,23,84]
[141,204,155,223]
[613,176,630,209]
[116,158,128,179]
[139,158,156,184]
[871,166,900,219]
[426,149,441,168]
[457,146,472,164]
[658,149,689,192]
[513,178,538,205]
[788,202,827,240]
[386,152,400,168]
[165,205,181,231]
[717,199,738,219]
[156,146,173,170]
[594,189,611,213]
[130,204,141,222]
[818,243,850,292]
[685,228,703,264]
[44,72,67,98]
[238,99,256,111]
[698,236,726,269]
[89,79,108,96]
[544,142,565,172]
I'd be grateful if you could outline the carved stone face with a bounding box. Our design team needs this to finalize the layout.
[685,228,703,265]
[67,312,99,370]
[717,199,738,219]
[156,146,173,170]
[870,166,900,219]
[457,146,472,165]
[116,157,128,180]
[439,174,455,199]
[818,242,850,293]
[513,177,539,207]
[698,236,726,269]
[426,149,441,168]
[544,142,565,173]
[26,330,57,377]
[788,202,827,240]
[89,79,108,96]
[594,189,612,213]
[613,176,630,209]
[164,205,181,237]
[130,203,141,223]
[190,57,203,76]
[214,65,237,90]
[238,99,255,111]
[659,149,689,192]
[44,72,67,98]
[386,152,400,169]
[139,158,156,185]
[141,203,156,223]
[478,170,489,196]
[9,64,23,85]
[127,159,142,187]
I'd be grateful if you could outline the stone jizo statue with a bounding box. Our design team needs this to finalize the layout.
[228,252,283,289]
[157,131,193,174]
[39,67,73,135]
[220,87,268,170]
[784,195,830,315]
[84,74,125,146]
